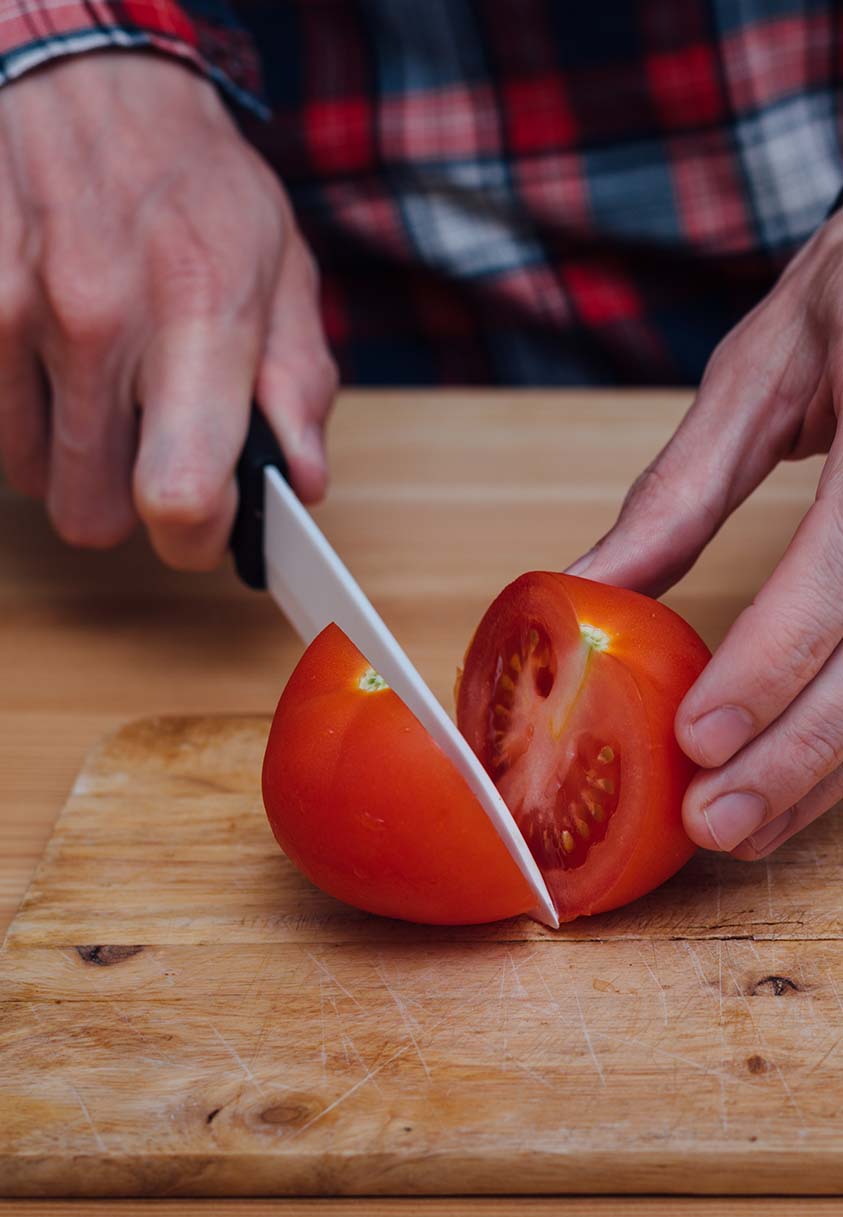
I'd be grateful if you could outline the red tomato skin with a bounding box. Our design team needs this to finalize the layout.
[557,575,710,916]
[262,622,535,925]
[457,573,711,921]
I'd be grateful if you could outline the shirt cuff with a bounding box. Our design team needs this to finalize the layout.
[0,2,268,118]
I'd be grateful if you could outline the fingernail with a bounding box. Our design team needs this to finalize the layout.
[702,791,767,852]
[747,809,794,855]
[566,545,600,576]
[688,705,755,767]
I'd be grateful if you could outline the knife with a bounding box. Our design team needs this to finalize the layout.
[231,411,558,929]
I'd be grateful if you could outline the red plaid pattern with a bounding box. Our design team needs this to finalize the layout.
[1,1,841,387]
[0,0,262,111]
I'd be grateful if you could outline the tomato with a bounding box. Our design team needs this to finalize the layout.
[456,572,711,922]
[262,622,535,925]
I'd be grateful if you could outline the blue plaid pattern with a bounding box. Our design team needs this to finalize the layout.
[2,0,842,385]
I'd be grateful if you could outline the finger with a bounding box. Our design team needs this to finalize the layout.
[134,321,257,571]
[676,430,843,769]
[566,294,823,596]
[682,638,843,852]
[0,347,49,498]
[730,762,843,861]
[0,177,49,495]
[44,349,138,548]
[255,236,337,504]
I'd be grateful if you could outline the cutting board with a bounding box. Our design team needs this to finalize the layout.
[2,714,843,1199]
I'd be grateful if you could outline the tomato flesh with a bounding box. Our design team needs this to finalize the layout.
[263,573,711,927]
[457,572,710,921]
[262,622,535,925]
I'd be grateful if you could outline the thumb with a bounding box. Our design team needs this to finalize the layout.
[565,312,821,597]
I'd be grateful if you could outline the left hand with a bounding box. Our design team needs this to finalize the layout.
[566,210,843,862]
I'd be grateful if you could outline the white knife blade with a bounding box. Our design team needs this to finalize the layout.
[263,467,558,928]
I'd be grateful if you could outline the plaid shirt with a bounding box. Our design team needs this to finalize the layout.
[1,1,841,386]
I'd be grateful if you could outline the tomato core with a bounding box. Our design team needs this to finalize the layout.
[458,573,710,921]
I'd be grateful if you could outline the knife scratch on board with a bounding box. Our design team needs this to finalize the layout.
[496,957,509,1074]
[287,1044,413,1141]
[26,1001,107,1152]
[824,965,843,1019]
[574,992,606,1087]
[375,959,432,1081]
[765,860,775,922]
[721,953,807,1131]
[67,1082,106,1153]
[209,1024,265,1094]
[717,941,729,1135]
[325,992,384,1091]
[306,950,364,1010]
[107,1002,175,1067]
[683,941,709,990]
[637,944,669,1028]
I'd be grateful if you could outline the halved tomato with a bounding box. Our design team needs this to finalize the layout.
[262,622,535,925]
[456,572,711,921]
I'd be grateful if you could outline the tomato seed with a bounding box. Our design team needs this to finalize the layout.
[561,830,575,853]
[598,746,614,764]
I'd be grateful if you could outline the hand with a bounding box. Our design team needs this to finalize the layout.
[566,211,843,861]
[0,53,336,570]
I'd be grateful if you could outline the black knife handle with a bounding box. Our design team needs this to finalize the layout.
[231,408,290,589]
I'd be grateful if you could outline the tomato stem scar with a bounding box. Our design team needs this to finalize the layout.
[580,623,611,652]
[359,668,389,692]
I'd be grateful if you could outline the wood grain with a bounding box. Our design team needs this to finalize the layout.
[2,712,843,1197]
[2,1203,843,1217]
[5,1201,843,1217]
[0,390,833,1210]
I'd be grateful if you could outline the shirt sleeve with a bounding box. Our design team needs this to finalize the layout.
[0,1,267,117]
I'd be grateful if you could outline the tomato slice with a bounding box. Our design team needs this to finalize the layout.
[262,622,535,925]
[456,572,710,921]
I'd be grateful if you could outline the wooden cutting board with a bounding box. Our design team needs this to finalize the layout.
[1,715,843,1198]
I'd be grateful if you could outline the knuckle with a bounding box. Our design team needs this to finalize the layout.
[260,347,338,419]
[755,604,832,692]
[625,462,668,511]
[43,262,124,346]
[782,715,843,782]
[168,263,227,317]
[53,400,114,460]
[137,470,220,529]
[622,457,719,542]
[155,240,230,317]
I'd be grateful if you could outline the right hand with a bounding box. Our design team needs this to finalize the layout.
[0,52,337,570]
